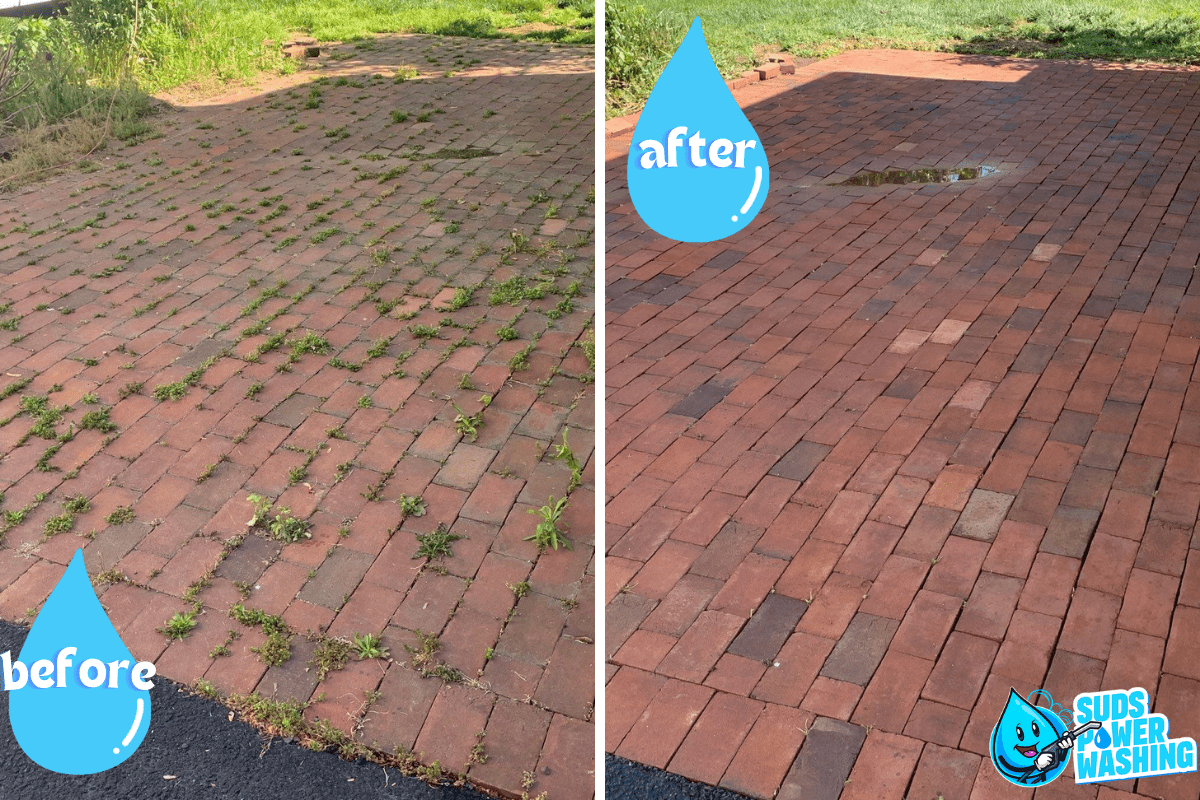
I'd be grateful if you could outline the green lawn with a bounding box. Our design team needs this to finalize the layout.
[2,0,593,94]
[147,0,595,91]
[607,0,1200,115]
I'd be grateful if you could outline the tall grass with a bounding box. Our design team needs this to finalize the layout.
[606,0,1200,116]
[0,0,592,188]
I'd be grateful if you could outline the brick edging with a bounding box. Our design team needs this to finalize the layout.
[605,52,797,138]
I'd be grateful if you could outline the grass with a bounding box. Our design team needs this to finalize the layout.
[0,0,592,189]
[606,0,1200,115]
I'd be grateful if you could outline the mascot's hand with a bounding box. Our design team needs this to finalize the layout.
[1035,751,1055,771]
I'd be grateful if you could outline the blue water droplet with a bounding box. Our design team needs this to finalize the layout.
[990,689,1069,785]
[627,18,770,243]
[1094,724,1112,749]
[9,550,151,774]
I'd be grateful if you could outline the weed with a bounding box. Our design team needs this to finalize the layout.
[409,323,441,339]
[246,494,311,542]
[105,506,135,525]
[508,580,531,599]
[413,523,462,561]
[526,496,571,551]
[159,610,198,641]
[554,428,584,491]
[397,494,427,518]
[251,629,293,667]
[403,630,461,681]
[452,395,490,442]
[79,406,116,432]
[43,513,75,536]
[352,632,389,660]
[439,286,473,311]
[488,276,544,306]
[93,568,129,586]
[309,636,353,681]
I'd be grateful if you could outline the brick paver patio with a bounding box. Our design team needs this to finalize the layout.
[0,34,594,800]
[606,50,1200,800]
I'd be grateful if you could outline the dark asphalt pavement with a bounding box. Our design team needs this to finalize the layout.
[0,619,491,800]
[605,754,747,800]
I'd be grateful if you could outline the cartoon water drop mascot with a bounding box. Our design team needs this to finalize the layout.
[990,689,1101,785]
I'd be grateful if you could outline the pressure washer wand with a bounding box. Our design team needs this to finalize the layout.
[1035,720,1103,772]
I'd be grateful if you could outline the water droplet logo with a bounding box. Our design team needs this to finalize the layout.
[8,550,152,774]
[627,17,769,242]
[990,689,1071,785]
[1093,724,1112,749]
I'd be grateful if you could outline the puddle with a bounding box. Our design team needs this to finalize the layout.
[838,166,997,186]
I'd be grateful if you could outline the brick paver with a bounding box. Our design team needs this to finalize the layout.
[0,33,593,800]
[606,49,1200,800]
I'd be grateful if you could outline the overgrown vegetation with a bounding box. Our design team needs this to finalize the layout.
[1,0,594,188]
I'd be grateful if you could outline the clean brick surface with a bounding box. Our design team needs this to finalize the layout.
[606,48,1200,800]
[0,33,594,800]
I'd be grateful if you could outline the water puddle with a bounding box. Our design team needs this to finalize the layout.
[838,166,997,186]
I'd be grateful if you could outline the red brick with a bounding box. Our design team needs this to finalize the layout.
[1163,605,1200,681]
[656,610,744,683]
[704,653,768,696]
[838,729,924,800]
[925,536,990,598]
[922,632,998,710]
[956,572,1023,641]
[811,490,877,545]
[1116,568,1179,639]
[708,553,788,616]
[616,678,713,769]
[1058,587,1122,661]
[720,703,810,798]
[413,683,493,773]
[992,609,1060,685]
[753,631,836,707]
[907,745,980,800]
[904,699,971,748]
[835,520,904,580]
[668,693,763,785]
[891,590,962,660]
[533,715,594,800]
[631,539,702,600]
[982,520,1043,578]
[775,538,845,600]
[796,572,871,640]
[604,667,666,751]
[468,700,551,793]
[925,465,982,511]
[1137,675,1200,799]
[1076,532,1139,595]
[1102,629,1165,705]
[853,649,934,732]
[800,676,863,721]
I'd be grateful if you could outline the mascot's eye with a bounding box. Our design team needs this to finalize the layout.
[1016,726,1024,741]
[1032,722,1040,737]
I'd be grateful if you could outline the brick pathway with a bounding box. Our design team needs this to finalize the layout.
[0,34,594,800]
[605,50,1200,800]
